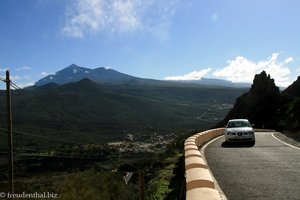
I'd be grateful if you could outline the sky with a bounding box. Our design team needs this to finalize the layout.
[0,0,300,88]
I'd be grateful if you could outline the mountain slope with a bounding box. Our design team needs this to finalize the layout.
[283,76,300,99]
[279,77,300,130]
[0,79,247,143]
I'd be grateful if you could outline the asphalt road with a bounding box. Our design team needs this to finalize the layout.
[205,132,300,200]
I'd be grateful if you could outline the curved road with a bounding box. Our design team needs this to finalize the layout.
[205,132,300,200]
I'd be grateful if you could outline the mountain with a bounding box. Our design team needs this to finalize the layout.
[35,64,250,88]
[35,64,140,86]
[0,77,248,144]
[279,77,300,130]
[283,76,300,99]
[217,71,300,131]
[173,78,251,88]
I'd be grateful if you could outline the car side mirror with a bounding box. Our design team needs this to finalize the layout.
[252,124,255,127]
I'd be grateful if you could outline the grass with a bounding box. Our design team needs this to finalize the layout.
[146,153,185,200]
[58,170,134,200]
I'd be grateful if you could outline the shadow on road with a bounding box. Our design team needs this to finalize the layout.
[221,141,255,148]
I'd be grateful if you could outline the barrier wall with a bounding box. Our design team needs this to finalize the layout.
[254,128,275,132]
[184,128,224,200]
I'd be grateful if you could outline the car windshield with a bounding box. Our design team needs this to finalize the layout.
[227,121,251,128]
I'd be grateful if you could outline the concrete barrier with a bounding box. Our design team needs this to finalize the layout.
[185,141,196,146]
[185,149,202,158]
[186,167,214,190]
[185,156,207,170]
[184,128,224,200]
[186,188,221,200]
[254,128,276,132]
[184,145,199,151]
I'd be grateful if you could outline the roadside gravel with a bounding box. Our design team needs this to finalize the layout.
[273,132,300,148]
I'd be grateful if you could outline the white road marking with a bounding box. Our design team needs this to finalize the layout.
[272,132,300,150]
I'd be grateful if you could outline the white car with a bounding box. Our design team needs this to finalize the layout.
[224,119,255,145]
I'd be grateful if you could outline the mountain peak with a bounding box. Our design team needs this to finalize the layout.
[218,71,282,128]
[35,64,138,86]
[58,64,90,73]
[67,63,79,68]
[250,70,280,96]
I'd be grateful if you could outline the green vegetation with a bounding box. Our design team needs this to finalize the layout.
[0,128,195,199]
[0,79,245,147]
[146,154,185,200]
[145,131,196,200]
[59,170,133,200]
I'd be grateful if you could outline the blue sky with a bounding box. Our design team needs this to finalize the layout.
[0,0,299,88]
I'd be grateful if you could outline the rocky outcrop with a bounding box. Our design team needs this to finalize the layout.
[217,72,300,131]
[217,71,283,129]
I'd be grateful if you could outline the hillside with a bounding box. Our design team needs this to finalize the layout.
[218,71,300,131]
[280,77,300,130]
[0,78,247,145]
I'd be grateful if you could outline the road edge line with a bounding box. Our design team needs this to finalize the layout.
[200,135,228,200]
[272,132,300,150]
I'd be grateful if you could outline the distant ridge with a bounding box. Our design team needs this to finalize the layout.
[35,64,251,88]
[172,78,251,88]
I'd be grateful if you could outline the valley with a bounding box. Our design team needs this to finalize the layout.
[0,65,248,198]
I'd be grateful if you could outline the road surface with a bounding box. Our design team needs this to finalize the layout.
[205,132,300,200]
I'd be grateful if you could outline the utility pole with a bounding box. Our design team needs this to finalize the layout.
[138,170,145,200]
[6,70,14,195]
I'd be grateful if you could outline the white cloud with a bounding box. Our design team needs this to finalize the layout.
[13,82,34,89]
[112,1,140,32]
[213,53,292,87]
[41,71,49,76]
[16,66,31,71]
[22,75,32,80]
[0,68,8,72]
[296,68,300,73]
[165,68,212,81]
[211,13,219,22]
[62,0,180,39]
[11,76,21,81]
[284,57,293,64]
